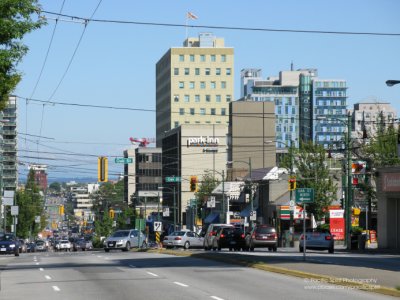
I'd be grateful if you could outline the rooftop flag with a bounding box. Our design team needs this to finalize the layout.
[187,12,198,20]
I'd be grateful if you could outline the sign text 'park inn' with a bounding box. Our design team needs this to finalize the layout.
[187,136,219,153]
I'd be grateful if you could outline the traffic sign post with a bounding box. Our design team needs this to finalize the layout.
[250,210,257,221]
[295,188,315,204]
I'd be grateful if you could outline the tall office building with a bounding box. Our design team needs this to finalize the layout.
[1,96,18,191]
[156,33,234,146]
[241,68,348,151]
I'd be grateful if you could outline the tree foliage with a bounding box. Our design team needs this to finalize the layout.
[195,170,220,218]
[16,169,45,238]
[282,141,337,220]
[0,0,45,109]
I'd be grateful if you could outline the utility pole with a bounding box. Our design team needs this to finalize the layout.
[346,112,353,250]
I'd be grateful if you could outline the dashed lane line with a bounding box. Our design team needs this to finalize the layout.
[211,296,224,300]
[173,282,188,287]
[39,268,44,271]
[45,275,52,280]
[52,286,60,292]
[146,272,158,277]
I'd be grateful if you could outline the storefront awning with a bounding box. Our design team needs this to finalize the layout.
[204,212,220,224]
[240,204,252,217]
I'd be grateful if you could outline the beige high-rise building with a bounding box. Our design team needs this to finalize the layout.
[156,33,234,146]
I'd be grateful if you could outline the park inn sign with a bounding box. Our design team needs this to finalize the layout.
[187,136,219,153]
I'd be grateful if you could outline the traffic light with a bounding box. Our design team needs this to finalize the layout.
[190,176,198,192]
[109,209,115,219]
[59,205,64,215]
[288,178,296,191]
[98,156,108,182]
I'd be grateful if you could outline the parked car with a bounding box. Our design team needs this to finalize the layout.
[245,224,278,252]
[0,233,20,256]
[103,229,147,252]
[26,242,37,253]
[163,230,204,249]
[213,227,246,251]
[19,239,28,253]
[55,239,71,251]
[35,240,48,252]
[203,224,234,250]
[77,238,93,251]
[299,228,334,253]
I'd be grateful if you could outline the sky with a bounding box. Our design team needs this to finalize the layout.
[14,0,400,182]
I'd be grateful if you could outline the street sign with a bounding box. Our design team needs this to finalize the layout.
[11,206,19,216]
[162,207,170,217]
[35,216,41,223]
[295,188,315,204]
[2,197,13,206]
[250,210,257,221]
[114,157,133,164]
[154,221,162,232]
[207,196,216,208]
[165,176,181,183]
[289,200,295,209]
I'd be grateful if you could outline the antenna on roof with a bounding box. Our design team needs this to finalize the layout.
[291,61,294,71]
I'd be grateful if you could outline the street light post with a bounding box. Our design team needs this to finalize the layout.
[386,80,400,87]
[158,186,176,231]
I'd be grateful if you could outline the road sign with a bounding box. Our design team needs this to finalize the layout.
[207,196,216,208]
[289,200,295,209]
[295,188,315,204]
[165,176,181,183]
[11,206,19,216]
[114,157,133,164]
[2,197,13,206]
[154,221,162,232]
[250,210,257,221]
[162,207,170,217]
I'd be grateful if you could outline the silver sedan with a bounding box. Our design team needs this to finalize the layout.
[163,231,204,249]
[299,229,334,253]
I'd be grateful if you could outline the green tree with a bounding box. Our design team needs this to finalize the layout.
[16,169,45,238]
[195,170,220,219]
[0,0,45,109]
[283,141,337,220]
[49,182,61,193]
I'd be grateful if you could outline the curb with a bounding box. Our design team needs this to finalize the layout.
[145,249,400,298]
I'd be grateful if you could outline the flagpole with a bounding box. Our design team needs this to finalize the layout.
[185,16,188,43]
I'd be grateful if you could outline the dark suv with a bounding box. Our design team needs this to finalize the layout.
[245,225,277,252]
[0,233,20,256]
[213,227,246,251]
[203,224,234,250]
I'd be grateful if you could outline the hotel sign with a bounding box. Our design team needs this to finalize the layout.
[382,173,400,192]
[187,136,219,153]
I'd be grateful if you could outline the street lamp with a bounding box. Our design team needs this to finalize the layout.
[386,80,400,87]
[317,113,352,250]
[157,194,163,221]
[158,186,176,231]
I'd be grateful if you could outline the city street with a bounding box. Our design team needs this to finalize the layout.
[0,250,396,300]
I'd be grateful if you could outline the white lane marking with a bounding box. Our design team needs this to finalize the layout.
[173,282,188,287]
[45,275,52,280]
[39,268,44,271]
[52,286,60,292]
[211,296,224,300]
[129,265,136,268]
[97,256,102,258]
[36,262,40,265]
[147,272,158,277]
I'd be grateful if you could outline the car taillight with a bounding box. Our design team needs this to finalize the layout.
[325,235,332,240]
[271,234,277,239]
[252,233,256,239]
[210,231,216,236]
[241,234,245,239]
[300,235,304,240]
[174,237,182,240]
[220,234,225,238]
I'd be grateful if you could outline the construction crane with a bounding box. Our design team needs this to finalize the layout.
[129,137,155,147]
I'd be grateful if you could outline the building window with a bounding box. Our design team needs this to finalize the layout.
[226,95,231,102]
[216,95,221,102]
[211,81,216,89]
[174,95,179,102]
[205,68,211,75]
[221,108,226,115]
[221,54,226,62]
[179,108,185,115]
[226,68,231,75]
[206,95,211,102]
[211,54,216,62]
[221,81,226,89]
[189,81,195,89]
[211,108,216,115]
[195,95,200,102]
[200,81,206,89]
[200,54,205,62]
[190,54,195,62]
[174,121,179,127]
[179,55,184,62]
[174,68,179,75]
[190,108,195,115]
[216,68,221,76]
[184,95,190,102]
[184,68,190,75]
[179,82,184,89]
[200,108,206,115]
[195,68,200,75]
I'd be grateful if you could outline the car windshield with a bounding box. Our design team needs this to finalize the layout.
[256,227,275,234]
[36,241,44,245]
[0,234,15,241]
[170,231,186,236]
[112,231,129,238]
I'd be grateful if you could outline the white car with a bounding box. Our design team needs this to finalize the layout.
[55,240,71,251]
[163,231,204,249]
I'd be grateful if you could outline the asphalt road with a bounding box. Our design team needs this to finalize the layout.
[0,250,395,300]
